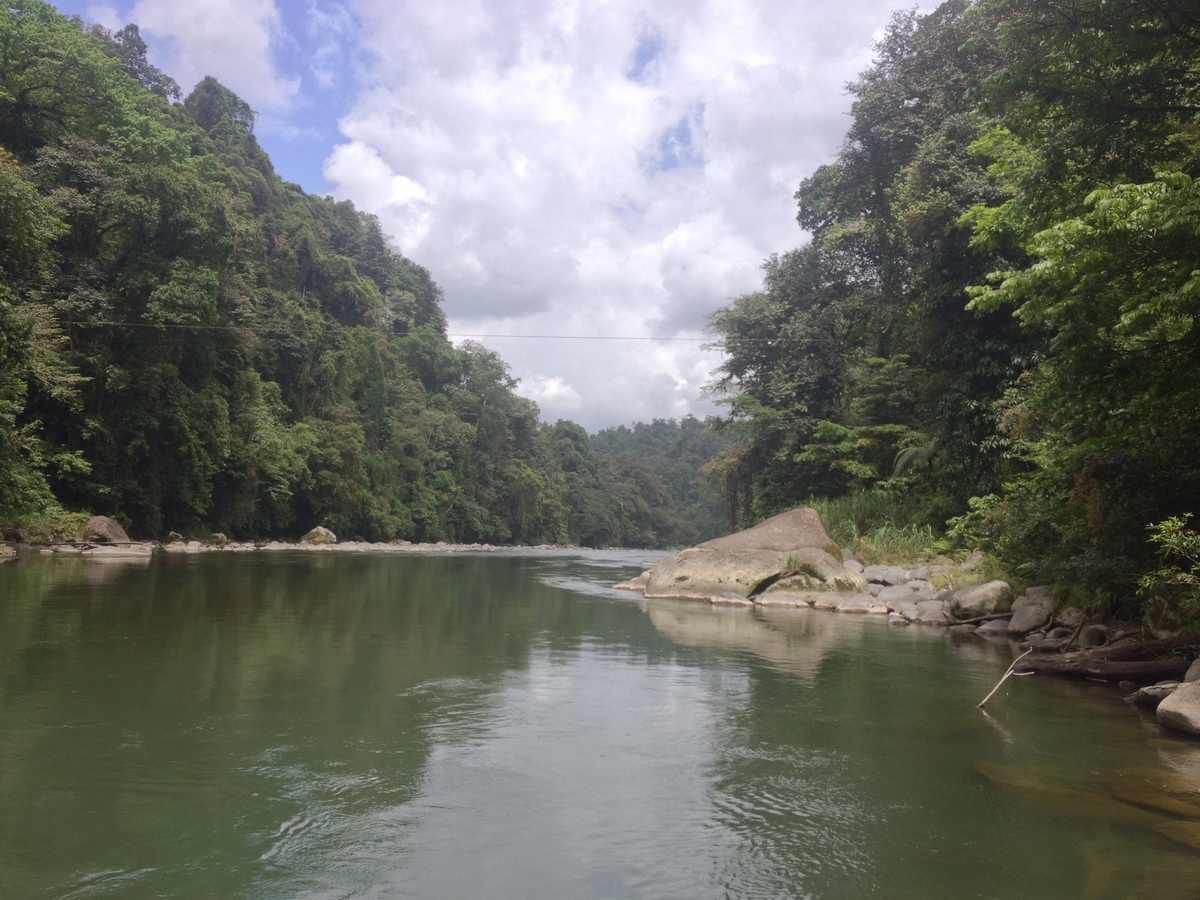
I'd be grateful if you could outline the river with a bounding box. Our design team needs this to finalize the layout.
[1,549,1198,898]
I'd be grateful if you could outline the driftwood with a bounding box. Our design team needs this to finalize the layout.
[1014,638,1196,684]
[978,649,1034,709]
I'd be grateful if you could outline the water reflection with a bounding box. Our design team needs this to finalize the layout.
[1,551,1198,899]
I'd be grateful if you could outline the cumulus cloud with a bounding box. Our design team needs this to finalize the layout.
[322,0,900,428]
[129,0,299,112]
[59,0,903,430]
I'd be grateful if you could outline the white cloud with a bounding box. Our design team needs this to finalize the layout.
[129,0,299,112]
[515,375,583,413]
[94,0,900,430]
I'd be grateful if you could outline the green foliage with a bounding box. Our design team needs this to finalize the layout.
[707,0,1200,620]
[0,5,679,548]
[1138,515,1200,632]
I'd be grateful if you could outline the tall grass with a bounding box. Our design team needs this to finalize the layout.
[808,489,944,565]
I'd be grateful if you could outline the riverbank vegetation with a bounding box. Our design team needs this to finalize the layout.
[0,1,708,549]
[705,0,1200,626]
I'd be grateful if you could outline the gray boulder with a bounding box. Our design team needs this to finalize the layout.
[950,580,1013,619]
[1185,658,1200,683]
[85,515,129,543]
[1077,624,1108,648]
[862,565,911,586]
[876,584,918,606]
[643,509,868,602]
[1007,604,1052,634]
[698,507,840,557]
[1157,683,1200,737]
[644,548,788,599]
[976,618,1011,634]
[1056,607,1086,628]
[1127,682,1180,709]
[301,525,337,545]
[762,548,869,595]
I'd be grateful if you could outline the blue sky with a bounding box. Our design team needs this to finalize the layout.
[48,0,902,429]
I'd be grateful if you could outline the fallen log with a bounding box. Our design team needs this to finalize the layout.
[1013,638,1196,684]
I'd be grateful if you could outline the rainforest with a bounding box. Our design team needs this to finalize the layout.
[3,0,1200,625]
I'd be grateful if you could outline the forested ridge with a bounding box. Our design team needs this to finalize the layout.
[707,0,1200,621]
[0,0,705,548]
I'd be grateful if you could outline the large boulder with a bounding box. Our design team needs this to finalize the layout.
[301,525,337,545]
[644,549,792,600]
[1185,658,1200,683]
[697,507,840,557]
[1007,603,1052,634]
[642,508,863,602]
[85,515,129,543]
[760,548,868,596]
[949,580,1013,619]
[1158,682,1200,737]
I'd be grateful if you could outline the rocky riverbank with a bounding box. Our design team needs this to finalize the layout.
[0,516,548,560]
[615,507,1200,740]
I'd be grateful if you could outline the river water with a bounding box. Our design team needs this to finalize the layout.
[1,549,1198,899]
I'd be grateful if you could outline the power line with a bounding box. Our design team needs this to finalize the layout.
[53,318,834,344]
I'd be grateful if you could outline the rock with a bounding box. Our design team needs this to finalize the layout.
[862,564,911,586]
[812,593,843,610]
[1185,658,1200,683]
[913,603,951,626]
[645,548,790,600]
[697,507,840,557]
[948,624,978,635]
[1056,607,1086,628]
[876,584,917,606]
[841,548,863,564]
[81,543,153,559]
[950,580,1012,619]
[641,508,867,602]
[764,547,869,594]
[844,559,865,574]
[301,525,337,545]
[1007,603,1052,634]
[711,593,754,606]
[1157,682,1200,737]
[614,571,651,593]
[1077,624,1108,648]
[0,544,15,559]
[85,515,129,543]
[976,618,1011,634]
[1126,683,1180,709]
[837,598,872,614]
[903,579,931,592]
[887,614,910,627]
[210,532,229,546]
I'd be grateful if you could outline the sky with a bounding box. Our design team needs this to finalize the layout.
[52,0,904,431]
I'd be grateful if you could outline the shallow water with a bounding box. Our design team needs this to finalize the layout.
[1,549,1197,898]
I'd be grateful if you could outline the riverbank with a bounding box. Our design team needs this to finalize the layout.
[615,507,1200,740]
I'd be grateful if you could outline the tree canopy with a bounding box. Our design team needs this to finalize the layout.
[0,1,691,549]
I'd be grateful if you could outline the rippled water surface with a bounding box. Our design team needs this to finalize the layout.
[1,549,1198,898]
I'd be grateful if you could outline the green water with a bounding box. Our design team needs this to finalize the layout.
[1,550,1197,899]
